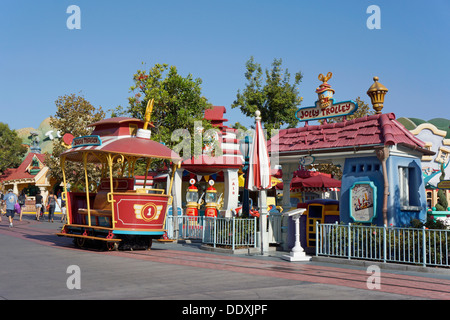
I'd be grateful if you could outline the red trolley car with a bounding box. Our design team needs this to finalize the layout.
[56,107,181,250]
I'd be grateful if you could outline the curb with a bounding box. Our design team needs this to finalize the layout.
[312,256,450,275]
[199,244,261,255]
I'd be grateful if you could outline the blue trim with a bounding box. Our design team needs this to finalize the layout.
[349,181,377,223]
[113,230,165,236]
[295,99,358,122]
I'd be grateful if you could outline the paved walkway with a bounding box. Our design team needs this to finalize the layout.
[1,215,450,301]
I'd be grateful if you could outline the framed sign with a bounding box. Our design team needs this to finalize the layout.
[295,72,358,122]
[350,181,377,223]
[299,156,315,166]
[296,100,358,122]
[72,135,102,148]
[437,180,450,190]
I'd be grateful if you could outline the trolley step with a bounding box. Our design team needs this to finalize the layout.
[56,233,122,242]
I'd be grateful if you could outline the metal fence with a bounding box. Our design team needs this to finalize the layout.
[165,215,257,250]
[316,222,450,267]
[203,217,257,250]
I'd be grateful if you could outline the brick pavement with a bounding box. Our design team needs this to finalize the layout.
[1,217,450,300]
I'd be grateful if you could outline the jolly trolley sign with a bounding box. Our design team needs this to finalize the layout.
[296,72,358,122]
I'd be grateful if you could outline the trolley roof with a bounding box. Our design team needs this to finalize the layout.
[60,117,181,163]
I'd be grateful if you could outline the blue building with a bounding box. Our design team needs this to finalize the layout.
[269,77,434,228]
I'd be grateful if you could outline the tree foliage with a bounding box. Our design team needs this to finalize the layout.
[232,57,303,135]
[46,94,105,190]
[118,63,213,157]
[0,122,27,173]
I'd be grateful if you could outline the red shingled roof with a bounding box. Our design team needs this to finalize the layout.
[0,153,47,182]
[268,113,433,156]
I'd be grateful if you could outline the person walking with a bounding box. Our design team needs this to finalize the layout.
[60,197,67,223]
[3,189,18,228]
[18,190,27,221]
[45,191,60,223]
[0,191,3,223]
[35,190,43,221]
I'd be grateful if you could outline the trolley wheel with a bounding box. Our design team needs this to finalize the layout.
[105,241,118,251]
[74,237,85,248]
[147,238,153,250]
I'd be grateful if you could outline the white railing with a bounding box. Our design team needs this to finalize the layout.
[202,216,257,250]
[316,223,450,267]
[165,215,257,249]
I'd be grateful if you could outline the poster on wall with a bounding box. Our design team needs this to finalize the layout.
[350,182,377,223]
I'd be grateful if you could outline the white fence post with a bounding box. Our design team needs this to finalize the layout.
[348,223,351,260]
[422,226,427,267]
[383,224,387,263]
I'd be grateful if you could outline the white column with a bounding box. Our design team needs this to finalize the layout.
[13,182,19,195]
[281,163,296,212]
[172,169,183,215]
[220,168,239,218]
[40,187,48,204]
[281,163,296,250]
[282,208,311,261]
[259,189,269,254]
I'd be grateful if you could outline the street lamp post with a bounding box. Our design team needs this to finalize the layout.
[240,136,251,217]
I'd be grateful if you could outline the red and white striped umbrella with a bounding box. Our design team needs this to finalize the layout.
[246,110,271,191]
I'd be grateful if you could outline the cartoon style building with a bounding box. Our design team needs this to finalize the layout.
[407,122,450,210]
[0,153,54,212]
[173,106,243,217]
[269,75,434,228]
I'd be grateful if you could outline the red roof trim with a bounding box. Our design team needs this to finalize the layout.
[0,153,47,182]
[268,113,433,155]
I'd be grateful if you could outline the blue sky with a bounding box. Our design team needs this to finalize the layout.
[1,0,449,130]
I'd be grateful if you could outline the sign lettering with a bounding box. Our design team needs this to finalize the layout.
[72,135,102,147]
[296,100,358,122]
[437,180,450,190]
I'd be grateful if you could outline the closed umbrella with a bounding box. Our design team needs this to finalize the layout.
[246,110,271,254]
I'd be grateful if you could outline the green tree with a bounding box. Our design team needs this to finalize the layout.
[232,57,303,136]
[435,189,448,211]
[46,94,105,189]
[0,123,27,173]
[435,163,448,211]
[121,63,213,157]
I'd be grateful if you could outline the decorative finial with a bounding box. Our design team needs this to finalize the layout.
[255,110,261,121]
[316,72,335,109]
[143,98,154,130]
[367,76,388,114]
[318,72,333,84]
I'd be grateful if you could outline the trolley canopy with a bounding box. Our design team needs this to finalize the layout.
[60,117,181,163]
